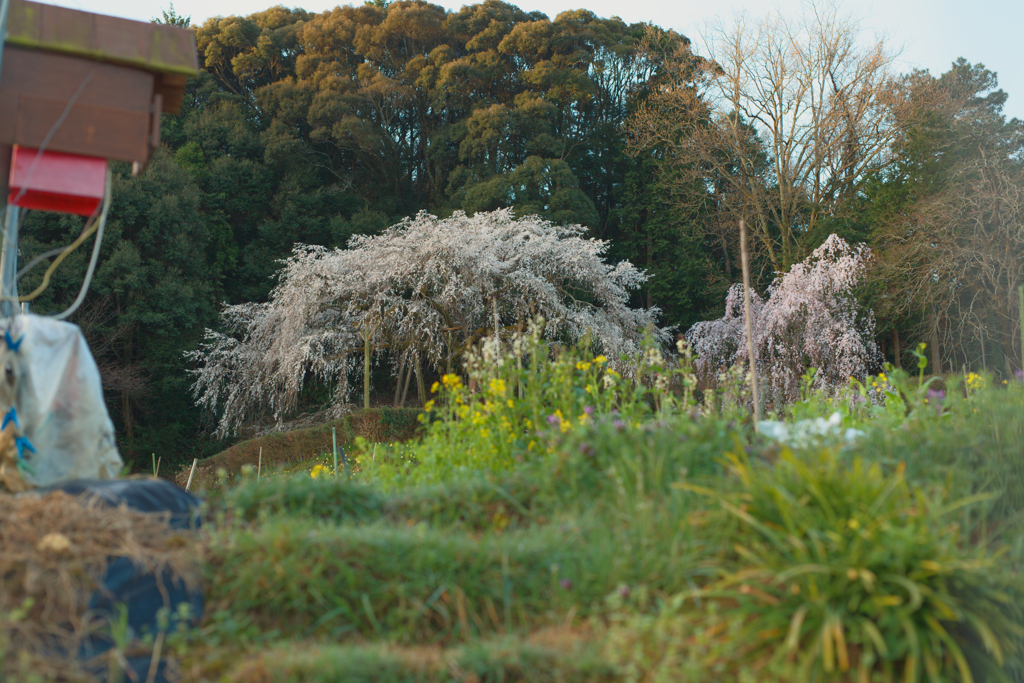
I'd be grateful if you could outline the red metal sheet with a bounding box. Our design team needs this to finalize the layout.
[8,146,106,216]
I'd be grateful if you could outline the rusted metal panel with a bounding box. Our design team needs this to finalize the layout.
[0,46,157,163]
[5,0,198,89]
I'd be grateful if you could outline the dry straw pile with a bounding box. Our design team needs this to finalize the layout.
[0,487,202,680]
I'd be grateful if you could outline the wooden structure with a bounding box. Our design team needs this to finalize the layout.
[0,0,198,182]
[0,0,199,315]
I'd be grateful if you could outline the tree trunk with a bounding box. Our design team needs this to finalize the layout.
[393,353,406,407]
[121,322,134,450]
[892,329,901,369]
[929,313,941,375]
[400,355,414,408]
[646,229,654,310]
[721,235,732,278]
[415,354,426,406]
[363,331,371,410]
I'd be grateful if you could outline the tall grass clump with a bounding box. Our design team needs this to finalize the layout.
[607,448,1024,682]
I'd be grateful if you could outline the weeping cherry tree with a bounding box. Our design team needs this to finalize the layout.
[686,234,880,405]
[189,209,666,436]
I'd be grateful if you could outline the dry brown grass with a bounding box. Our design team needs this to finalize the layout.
[0,486,203,680]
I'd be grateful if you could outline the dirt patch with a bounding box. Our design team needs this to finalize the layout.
[176,408,422,491]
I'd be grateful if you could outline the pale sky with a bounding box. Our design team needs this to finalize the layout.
[44,0,1024,121]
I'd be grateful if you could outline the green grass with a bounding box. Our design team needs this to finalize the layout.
[221,635,618,683]
[17,354,1024,683]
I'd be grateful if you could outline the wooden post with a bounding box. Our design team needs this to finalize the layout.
[184,458,197,491]
[739,220,760,423]
[332,427,338,478]
[257,446,262,480]
[1018,285,1023,373]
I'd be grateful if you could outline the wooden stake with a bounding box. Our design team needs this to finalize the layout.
[739,220,761,424]
[1018,285,1023,373]
[185,458,198,491]
[332,427,339,477]
[155,456,161,478]
[257,447,262,480]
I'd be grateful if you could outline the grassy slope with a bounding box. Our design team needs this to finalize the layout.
[177,407,422,491]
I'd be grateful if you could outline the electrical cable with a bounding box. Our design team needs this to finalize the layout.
[52,169,110,320]
[15,168,110,310]
[17,246,69,282]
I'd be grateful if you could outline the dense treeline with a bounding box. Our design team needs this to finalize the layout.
[13,0,1022,469]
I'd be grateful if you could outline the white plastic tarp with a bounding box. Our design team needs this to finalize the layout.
[2,313,122,487]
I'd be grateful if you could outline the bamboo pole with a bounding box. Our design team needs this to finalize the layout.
[185,458,197,491]
[739,220,761,424]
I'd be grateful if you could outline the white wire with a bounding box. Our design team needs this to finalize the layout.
[53,167,111,320]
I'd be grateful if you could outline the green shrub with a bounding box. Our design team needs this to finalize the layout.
[662,449,1024,682]
[218,475,385,524]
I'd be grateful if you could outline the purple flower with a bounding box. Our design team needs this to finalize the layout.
[1016,369,1023,381]
[618,584,631,598]
[583,405,594,415]
[546,414,560,425]
[560,578,573,590]
[578,442,594,456]
[613,419,626,431]
[927,388,945,401]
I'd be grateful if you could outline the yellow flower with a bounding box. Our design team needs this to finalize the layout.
[430,381,440,393]
[594,355,608,365]
[507,399,514,408]
[488,378,507,396]
[310,463,330,479]
[576,360,592,371]
[441,373,462,388]
[424,400,435,412]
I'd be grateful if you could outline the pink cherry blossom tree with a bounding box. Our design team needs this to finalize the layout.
[686,234,880,406]
[189,209,666,436]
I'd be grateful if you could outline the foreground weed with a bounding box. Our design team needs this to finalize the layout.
[672,449,1024,682]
